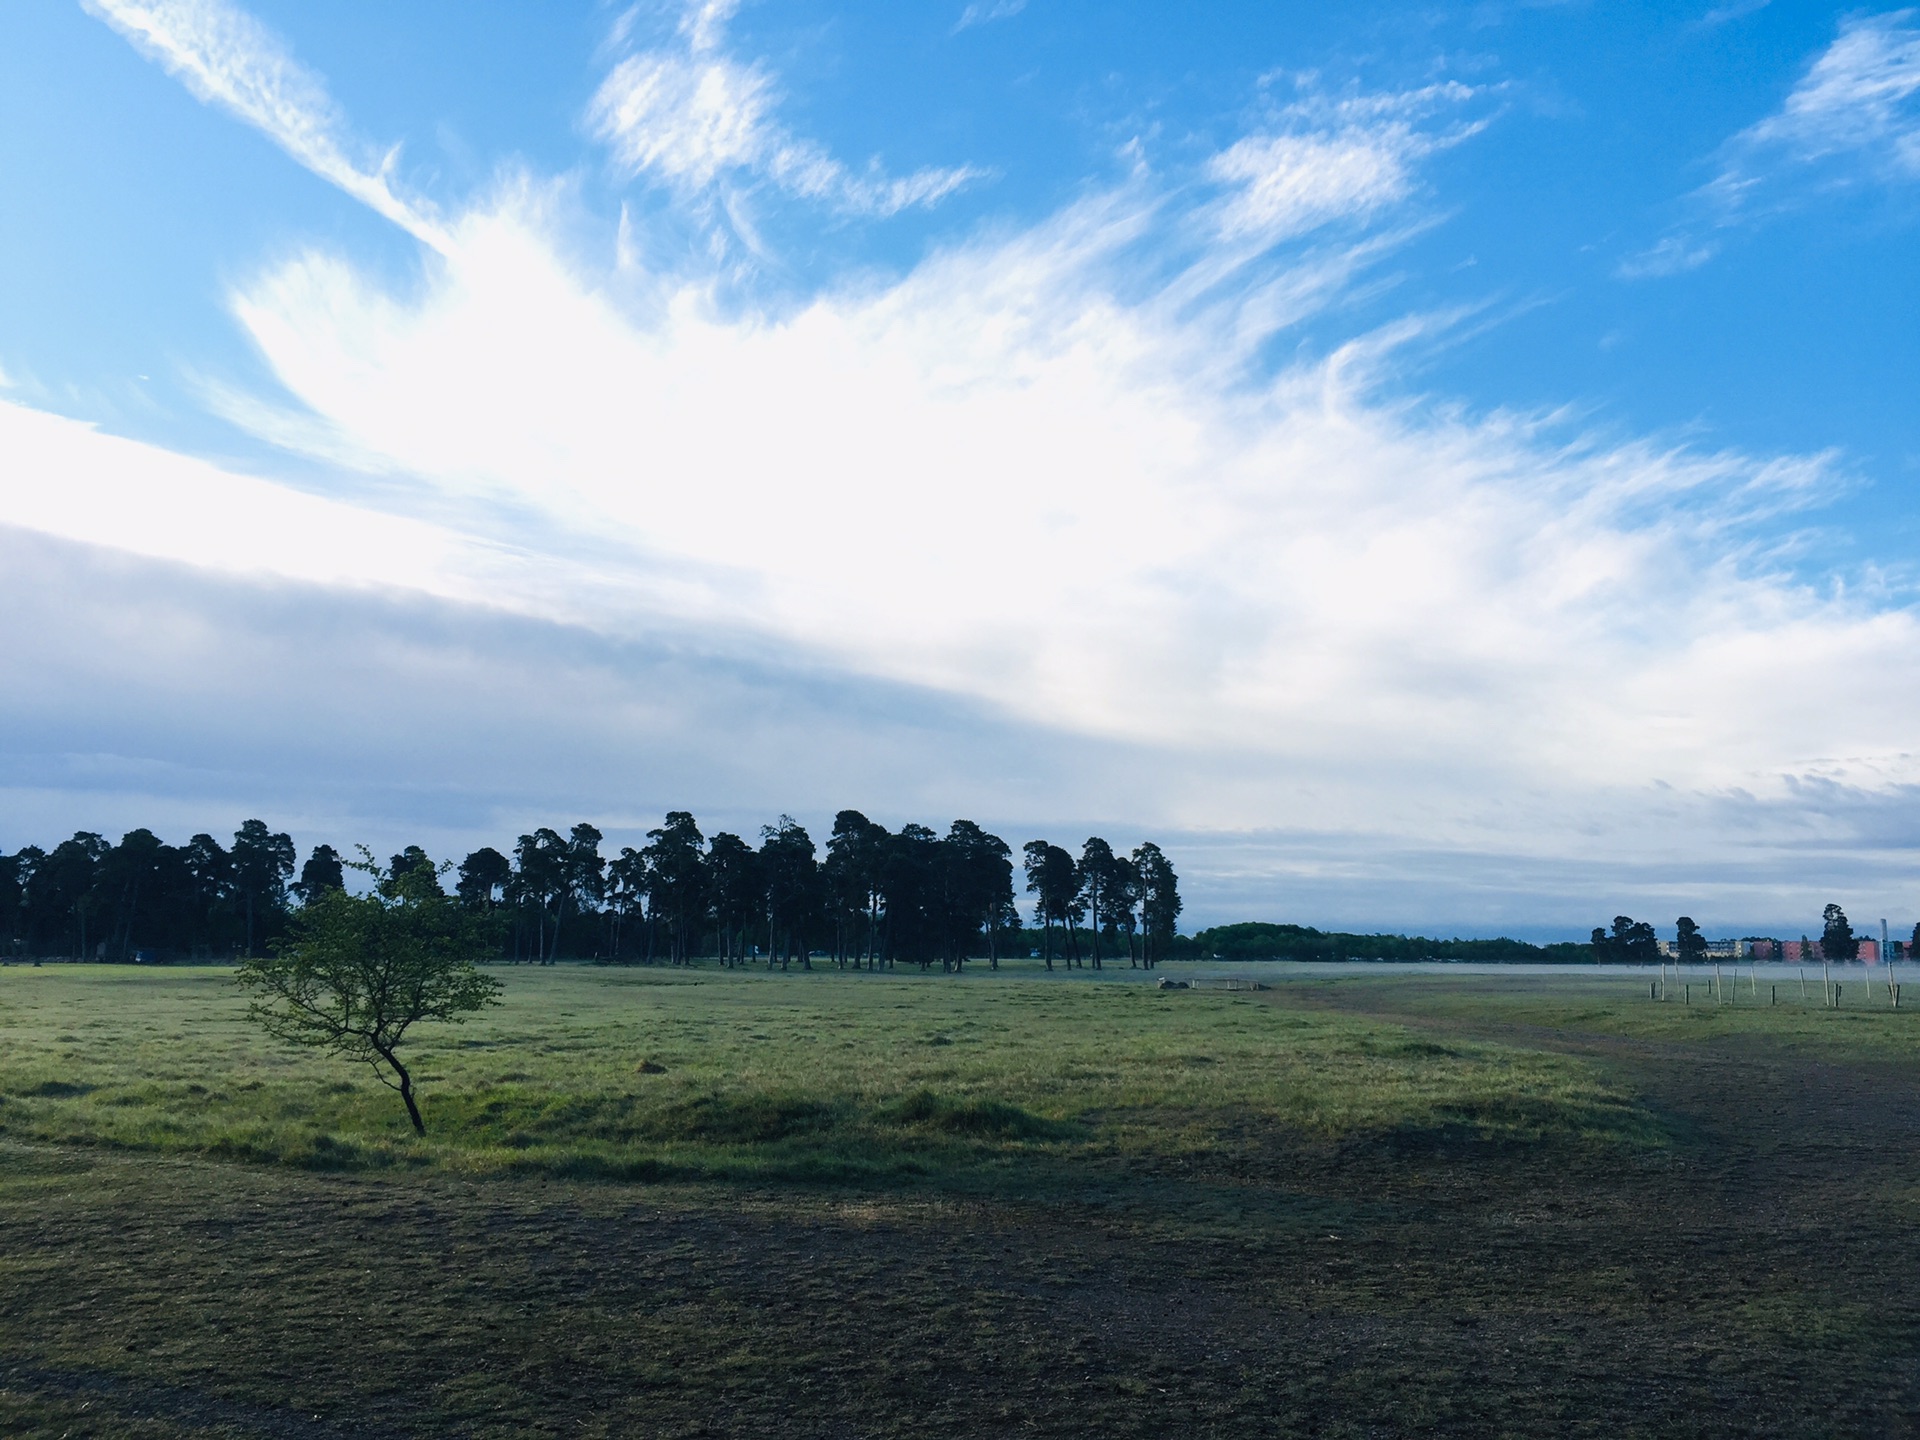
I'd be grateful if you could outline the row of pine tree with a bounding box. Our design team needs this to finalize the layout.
[0,811,1182,970]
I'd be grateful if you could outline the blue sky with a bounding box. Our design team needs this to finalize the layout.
[2,0,1919,938]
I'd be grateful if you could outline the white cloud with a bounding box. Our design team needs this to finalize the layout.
[679,0,741,55]
[1627,14,1920,278]
[586,8,983,217]
[81,0,451,252]
[954,0,1028,34]
[1210,131,1420,240]
[589,52,777,190]
[1615,234,1718,279]
[1698,0,1770,26]
[0,397,513,604]
[34,176,1916,844]
[1738,9,1920,175]
[1208,82,1481,242]
[1695,9,1920,225]
[37,0,1920,913]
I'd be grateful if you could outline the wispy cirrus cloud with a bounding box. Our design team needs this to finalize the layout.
[80,0,451,252]
[63,125,1900,818]
[587,1,984,217]
[953,0,1028,34]
[1722,8,1920,186]
[1208,81,1484,243]
[41,0,1920,920]
[1614,234,1718,280]
[1697,0,1770,29]
[1623,10,1920,276]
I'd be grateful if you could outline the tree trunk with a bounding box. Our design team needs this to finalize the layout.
[119,876,141,962]
[382,1049,426,1136]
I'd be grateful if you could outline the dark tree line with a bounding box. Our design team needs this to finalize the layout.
[1189,922,1589,963]
[461,812,1178,971]
[1021,838,1182,969]
[0,820,309,961]
[0,813,1182,969]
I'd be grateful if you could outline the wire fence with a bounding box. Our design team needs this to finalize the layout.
[1648,963,1904,1009]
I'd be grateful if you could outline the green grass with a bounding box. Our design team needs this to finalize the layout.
[4,964,1919,1436]
[1297,969,1920,1059]
[0,963,1654,1183]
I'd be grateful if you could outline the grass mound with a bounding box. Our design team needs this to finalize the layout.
[878,1087,1076,1140]
[650,1092,841,1144]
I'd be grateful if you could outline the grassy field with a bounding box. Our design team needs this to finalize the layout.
[0,964,1650,1182]
[1,962,1918,1436]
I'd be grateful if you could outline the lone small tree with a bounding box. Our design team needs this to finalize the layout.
[236,849,501,1136]
[1821,903,1858,963]
[1595,915,1659,965]
[1675,916,1708,965]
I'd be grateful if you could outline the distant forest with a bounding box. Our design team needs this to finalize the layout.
[0,813,1183,971]
[1189,922,1592,964]
[9,821,1764,971]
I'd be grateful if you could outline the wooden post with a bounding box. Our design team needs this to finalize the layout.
[1800,967,1809,1002]
[1772,985,1777,1006]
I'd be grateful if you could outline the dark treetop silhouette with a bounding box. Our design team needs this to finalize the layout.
[0,813,1179,971]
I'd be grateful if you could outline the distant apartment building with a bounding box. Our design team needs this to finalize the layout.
[1667,938,1893,962]
[1656,938,1752,960]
